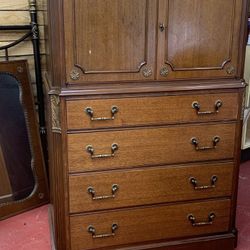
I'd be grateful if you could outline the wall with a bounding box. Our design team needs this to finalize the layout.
[0,0,46,94]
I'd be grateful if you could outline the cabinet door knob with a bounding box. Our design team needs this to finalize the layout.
[159,23,165,32]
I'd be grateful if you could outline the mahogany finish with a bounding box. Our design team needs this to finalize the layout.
[157,0,243,80]
[68,123,236,172]
[66,93,239,130]
[69,162,234,213]
[70,199,231,250]
[45,0,248,249]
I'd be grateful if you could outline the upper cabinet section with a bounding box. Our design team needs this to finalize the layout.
[62,0,244,84]
[157,0,243,80]
[64,0,157,83]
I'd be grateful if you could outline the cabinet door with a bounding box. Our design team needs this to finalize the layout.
[64,0,157,84]
[157,0,243,80]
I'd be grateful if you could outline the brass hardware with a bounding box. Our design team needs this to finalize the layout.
[191,136,220,151]
[160,67,169,77]
[86,143,119,159]
[142,67,152,78]
[85,106,119,121]
[87,223,118,239]
[190,175,218,190]
[159,23,165,32]
[226,66,236,75]
[70,69,80,80]
[87,184,119,200]
[192,100,223,115]
[51,95,61,133]
[188,212,216,227]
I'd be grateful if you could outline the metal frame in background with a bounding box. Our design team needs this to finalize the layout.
[0,0,47,161]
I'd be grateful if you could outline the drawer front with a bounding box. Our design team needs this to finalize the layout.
[68,123,236,172]
[70,199,231,250]
[69,162,234,213]
[66,93,239,130]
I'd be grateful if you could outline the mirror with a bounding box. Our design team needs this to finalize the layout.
[0,60,48,220]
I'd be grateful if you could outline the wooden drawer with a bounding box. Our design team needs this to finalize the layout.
[66,93,239,130]
[70,199,231,250]
[69,162,234,213]
[68,123,236,172]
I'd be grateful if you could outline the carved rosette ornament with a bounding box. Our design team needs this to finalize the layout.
[142,67,153,78]
[226,65,236,75]
[160,67,169,77]
[70,69,80,80]
[51,95,61,133]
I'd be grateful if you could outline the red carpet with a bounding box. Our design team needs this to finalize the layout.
[0,205,51,250]
[0,161,249,250]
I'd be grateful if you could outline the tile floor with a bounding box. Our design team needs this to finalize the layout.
[0,161,249,250]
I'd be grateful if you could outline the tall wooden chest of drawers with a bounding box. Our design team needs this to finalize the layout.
[44,1,249,249]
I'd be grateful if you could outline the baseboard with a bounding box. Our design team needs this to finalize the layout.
[241,148,250,162]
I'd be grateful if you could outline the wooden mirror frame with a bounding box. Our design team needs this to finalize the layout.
[0,60,49,220]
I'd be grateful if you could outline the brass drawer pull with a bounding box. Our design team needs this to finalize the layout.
[86,143,119,159]
[87,184,119,200]
[190,175,218,190]
[191,136,220,151]
[188,212,216,227]
[85,106,118,121]
[192,100,222,115]
[87,223,118,239]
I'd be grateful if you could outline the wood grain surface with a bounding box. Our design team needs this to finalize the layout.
[157,0,243,80]
[67,123,236,172]
[66,92,239,130]
[70,199,231,250]
[69,162,234,213]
